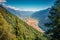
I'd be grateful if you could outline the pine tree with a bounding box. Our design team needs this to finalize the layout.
[45,0,60,40]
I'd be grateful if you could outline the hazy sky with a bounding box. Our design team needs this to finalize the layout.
[5,0,55,11]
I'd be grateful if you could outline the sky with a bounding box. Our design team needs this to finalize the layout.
[1,0,55,11]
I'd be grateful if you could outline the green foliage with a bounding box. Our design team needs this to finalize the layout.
[45,0,60,40]
[0,5,48,40]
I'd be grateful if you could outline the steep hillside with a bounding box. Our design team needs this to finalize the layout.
[31,8,50,31]
[0,5,48,40]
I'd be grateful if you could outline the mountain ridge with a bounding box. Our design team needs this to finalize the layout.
[31,8,51,31]
[0,5,48,40]
[3,5,45,33]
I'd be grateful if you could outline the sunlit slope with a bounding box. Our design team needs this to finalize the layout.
[0,5,48,40]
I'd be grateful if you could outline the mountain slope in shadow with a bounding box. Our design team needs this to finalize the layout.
[31,8,51,31]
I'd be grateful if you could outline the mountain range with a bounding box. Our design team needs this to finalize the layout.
[31,8,51,31]
[3,5,50,31]
[3,5,34,20]
[0,5,48,40]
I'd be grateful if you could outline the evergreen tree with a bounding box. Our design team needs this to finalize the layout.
[45,0,60,40]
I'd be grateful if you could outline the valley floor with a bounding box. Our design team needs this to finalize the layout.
[25,18,44,33]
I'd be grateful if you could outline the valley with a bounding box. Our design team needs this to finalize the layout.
[0,5,48,40]
[4,5,49,32]
[25,18,44,33]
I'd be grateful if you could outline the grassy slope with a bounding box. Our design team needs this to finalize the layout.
[0,5,48,40]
